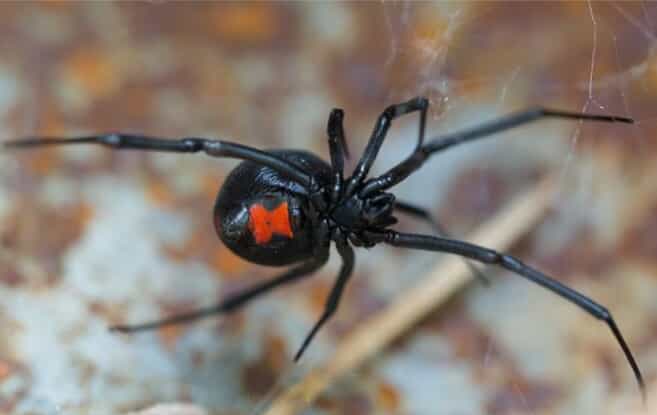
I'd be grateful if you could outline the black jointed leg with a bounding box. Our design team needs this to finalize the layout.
[294,240,355,361]
[425,108,632,155]
[346,96,428,195]
[382,230,645,399]
[110,250,330,333]
[359,108,634,197]
[327,109,348,204]
[327,108,349,168]
[394,200,490,285]
[3,134,314,190]
[6,98,642,399]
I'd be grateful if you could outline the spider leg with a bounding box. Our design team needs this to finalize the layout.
[328,108,349,167]
[360,108,633,196]
[378,230,645,400]
[346,96,428,195]
[327,109,348,204]
[3,134,314,190]
[394,200,490,285]
[294,240,355,361]
[110,249,330,333]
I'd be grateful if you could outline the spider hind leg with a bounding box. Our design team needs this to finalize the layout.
[383,230,645,400]
[110,252,329,333]
[294,240,355,361]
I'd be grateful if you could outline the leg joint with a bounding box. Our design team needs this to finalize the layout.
[101,133,122,147]
[414,96,429,109]
[182,138,204,152]
[596,305,611,322]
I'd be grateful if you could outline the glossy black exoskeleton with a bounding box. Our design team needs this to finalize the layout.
[215,150,332,266]
[3,97,644,399]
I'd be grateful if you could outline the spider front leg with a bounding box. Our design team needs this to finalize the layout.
[378,230,645,400]
[345,96,428,195]
[327,108,350,168]
[3,133,313,189]
[360,108,633,197]
[327,108,348,204]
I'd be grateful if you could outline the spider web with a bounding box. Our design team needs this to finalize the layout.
[2,3,656,415]
[360,3,657,415]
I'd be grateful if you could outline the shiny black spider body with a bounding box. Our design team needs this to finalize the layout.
[3,97,644,398]
[215,150,330,266]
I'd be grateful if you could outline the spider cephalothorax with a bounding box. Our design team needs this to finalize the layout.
[3,97,645,398]
[329,189,397,244]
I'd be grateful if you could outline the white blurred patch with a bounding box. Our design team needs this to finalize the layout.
[0,65,20,117]
[3,177,224,411]
[17,10,74,46]
[302,3,355,47]
[378,334,486,415]
[281,92,332,150]
[467,277,570,380]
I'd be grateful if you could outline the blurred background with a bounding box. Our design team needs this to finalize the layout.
[1,2,657,414]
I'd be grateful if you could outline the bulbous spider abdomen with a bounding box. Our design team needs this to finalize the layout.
[214,150,332,266]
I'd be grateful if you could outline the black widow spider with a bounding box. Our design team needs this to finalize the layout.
[3,97,644,399]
